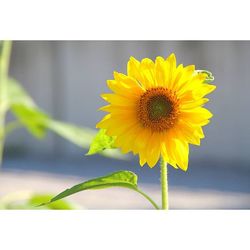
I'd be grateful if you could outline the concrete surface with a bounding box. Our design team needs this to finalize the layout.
[1,156,249,209]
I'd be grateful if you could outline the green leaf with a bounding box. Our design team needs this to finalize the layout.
[4,79,127,159]
[0,192,79,210]
[4,78,96,146]
[46,120,96,148]
[39,170,159,209]
[11,105,49,138]
[86,129,126,159]
[10,104,98,146]
[28,194,78,210]
[49,171,138,201]
[5,78,48,138]
[196,69,215,83]
[87,129,116,154]
[6,78,35,108]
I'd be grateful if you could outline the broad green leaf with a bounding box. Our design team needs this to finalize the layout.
[87,129,126,159]
[196,69,215,83]
[40,170,159,209]
[49,171,138,201]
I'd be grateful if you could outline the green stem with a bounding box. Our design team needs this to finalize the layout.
[160,157,168,210]
[135,188,160,210]
[0,40,12,167]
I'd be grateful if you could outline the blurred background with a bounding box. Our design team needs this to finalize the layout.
[1,41,250,209]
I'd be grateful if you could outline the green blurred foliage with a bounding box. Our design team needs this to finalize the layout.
[0,41,125,163]
[0,192,79,210]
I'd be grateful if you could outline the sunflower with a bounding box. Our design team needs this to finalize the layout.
[97,54,216,171]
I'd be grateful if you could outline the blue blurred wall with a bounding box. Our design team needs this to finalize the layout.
[6,41,250,165]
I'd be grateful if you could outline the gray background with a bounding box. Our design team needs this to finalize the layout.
[2,41,250,209]
[7,41,250,163]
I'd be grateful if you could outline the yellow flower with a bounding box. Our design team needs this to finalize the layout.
[97,54,216,170]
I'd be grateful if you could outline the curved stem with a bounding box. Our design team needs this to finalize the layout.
[160,157,168,210]
[0,40,12,167]
[135,188,160,210]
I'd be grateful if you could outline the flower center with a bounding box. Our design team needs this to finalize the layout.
[138,87,179,132]
[147,95,173,121]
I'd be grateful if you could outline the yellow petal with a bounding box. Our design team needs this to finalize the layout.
[161,143,178,169]
[145,132,161,168]
[194,83,216,98]
[140,58,156,88]
[180,108,213,126]
[180,98,209,110]
[173,122,201,145]
[101,93,137,106]
[155,56,167,87]
[96,114,111,129]
[173,139,189,171]
[113,72,144,92]
[127,56,145,87]
[165,53,177,89]
[115,124,142,154]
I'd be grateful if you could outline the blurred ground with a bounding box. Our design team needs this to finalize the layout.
[1,156,249,209]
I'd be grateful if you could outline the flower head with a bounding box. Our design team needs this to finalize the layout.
[97,54,216,170]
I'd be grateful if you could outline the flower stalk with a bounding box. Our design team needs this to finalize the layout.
[0,40,12,167]
[160,157,168,210]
